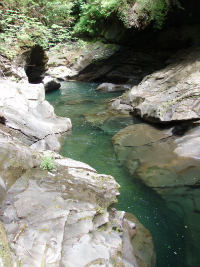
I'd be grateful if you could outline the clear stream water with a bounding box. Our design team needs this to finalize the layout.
[46,81,186,267]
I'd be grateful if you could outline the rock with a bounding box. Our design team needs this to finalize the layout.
[43,76,61,92]
[113,46,200,123]
[0,125,155,267]
[0,54,27,81]
[124,213,156,267]
[112,122,200,266]
[0,175,6,206]
[0,222,16,266]
[0,80,72,151]
[47,40,166,83]
[55,157,97,172]
[96,83,132,92]
[0,119,156,267]
[30,139,48,151]
[46,66,78,80]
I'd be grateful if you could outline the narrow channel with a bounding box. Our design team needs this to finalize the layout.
[46,81,185,267]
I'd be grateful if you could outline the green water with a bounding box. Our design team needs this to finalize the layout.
[46,81,185,267]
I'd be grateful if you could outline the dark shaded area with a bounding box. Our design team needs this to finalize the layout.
[24,45,48,83]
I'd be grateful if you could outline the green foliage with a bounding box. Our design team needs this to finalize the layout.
[41,153,57,172]
[0,8,71,57]
[71,0,173,34]
[0,0,182,55]
[136,0,170,29]
[3,0,74,27]
[72,0,125,35]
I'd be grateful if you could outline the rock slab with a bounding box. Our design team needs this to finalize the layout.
[0,80,72,151]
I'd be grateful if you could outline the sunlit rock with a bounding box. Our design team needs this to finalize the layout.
[43,76,61,92]
[0,80,72,151]
[0,124,155,267]
[114,46,200,123]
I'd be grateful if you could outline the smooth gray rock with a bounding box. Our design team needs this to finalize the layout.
[112,122,200,266]
[96,83,131,92]
[113,46,200,123]
[0,127,155,267]
[0,80,72,150]
[46,66,78,80]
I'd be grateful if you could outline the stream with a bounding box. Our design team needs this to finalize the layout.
[46,81,186,267]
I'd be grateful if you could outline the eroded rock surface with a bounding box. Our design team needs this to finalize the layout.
[47,41,166,83]
[113,46,200,123]
[112,122,200,266]
[0,80,72,151]
[0,128,155,267]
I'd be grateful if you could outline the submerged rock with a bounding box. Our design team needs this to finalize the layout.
[124,213,156,267]
[112,122,200,266]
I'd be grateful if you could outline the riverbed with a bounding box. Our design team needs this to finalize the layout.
[46,81,185,267]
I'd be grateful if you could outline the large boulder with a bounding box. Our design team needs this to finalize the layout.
[0,127,155,267]
[43,76,61,92]
[113,46,200,123]
[112,122,200,266]
[0,80,72,151]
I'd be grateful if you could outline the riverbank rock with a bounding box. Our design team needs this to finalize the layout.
[113,46,200,123]
[112,122,200,266]
[43,76,61,92]
[0,126,155,267]
[0,54,27,81]
[96,83,132,92]
[47,40,166,83]
[46,66,78,80]
[124,213,156,267]
[0,79,72,151]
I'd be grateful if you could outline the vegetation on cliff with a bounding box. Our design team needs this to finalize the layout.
[0,0,183,58]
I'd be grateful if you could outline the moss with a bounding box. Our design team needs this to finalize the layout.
[78,216,92,222]
[111,247,124,267]
[98,222,111,231]
[39,227,50,233]
[95,206,105,214]
[0,222,14,266]
[85,258,105,267]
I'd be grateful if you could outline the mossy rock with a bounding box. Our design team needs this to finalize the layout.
[0,222,14,266]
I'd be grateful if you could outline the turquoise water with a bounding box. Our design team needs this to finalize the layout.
[46,81,185,266]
